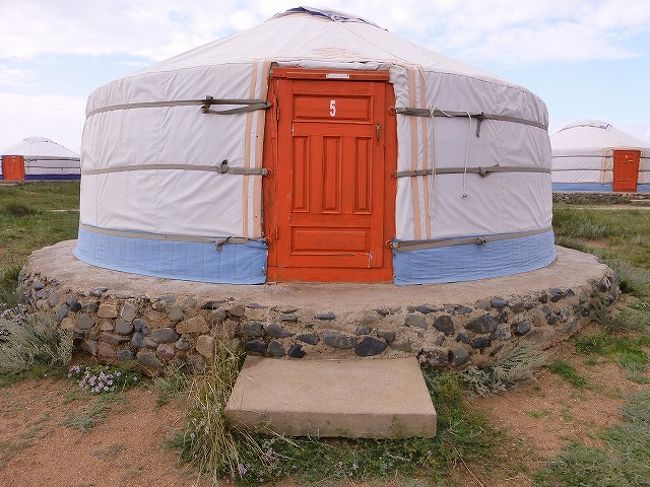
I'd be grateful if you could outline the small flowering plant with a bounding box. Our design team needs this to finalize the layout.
[68,364,141,394]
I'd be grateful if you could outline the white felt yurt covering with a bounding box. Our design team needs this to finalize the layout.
[75,7,555,285]
[551,120,650,192]
[1,136,80,180]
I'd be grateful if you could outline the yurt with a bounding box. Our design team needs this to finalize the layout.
[75,7,555,285]
[551,120,650,192]
[0,136,80,181]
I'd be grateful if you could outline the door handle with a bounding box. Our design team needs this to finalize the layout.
[375,122,381,141]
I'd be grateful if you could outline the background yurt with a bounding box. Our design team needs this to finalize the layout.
[551,120,650,193]
[0,136,81,182]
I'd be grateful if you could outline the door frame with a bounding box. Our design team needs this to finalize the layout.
[261,67,397,282]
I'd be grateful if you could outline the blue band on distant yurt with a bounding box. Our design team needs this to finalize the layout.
[74,226,267,284]
[393,230,556,285]
[553,183,650,193]
[24,174,81,181]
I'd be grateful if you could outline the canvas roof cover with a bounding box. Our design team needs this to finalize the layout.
[76,7,555,284]
[1,136,79,159]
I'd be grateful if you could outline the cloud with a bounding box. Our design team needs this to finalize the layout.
[0,92,86,153]
[0,0,648,66]
[0,65,31,87]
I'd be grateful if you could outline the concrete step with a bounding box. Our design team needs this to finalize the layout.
[225,356,437,438]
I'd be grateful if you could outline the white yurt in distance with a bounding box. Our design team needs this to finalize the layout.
[551,120,650,193]
[75,7,555,285]
[0,136,80,181]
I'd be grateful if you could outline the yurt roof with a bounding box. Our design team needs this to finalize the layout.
[1,136,80,159]
[130,6,517,89]
[552,120,650,152]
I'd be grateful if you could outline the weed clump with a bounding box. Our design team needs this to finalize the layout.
[0,266,21,310]
[0,313,72,377]
[460,346,547,396]
[1,202,38,217]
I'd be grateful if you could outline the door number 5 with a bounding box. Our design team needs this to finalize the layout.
[329,99,336,117]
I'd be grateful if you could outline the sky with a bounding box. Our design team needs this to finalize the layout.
[0,0,649,153]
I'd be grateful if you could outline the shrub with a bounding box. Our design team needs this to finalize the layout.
[460,346,547,396]
[0,313,72,375]
[1,202,38,217]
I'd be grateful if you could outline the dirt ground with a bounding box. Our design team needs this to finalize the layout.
[469,331,648,487]
[0,331,646,487]
[0,380,210,487]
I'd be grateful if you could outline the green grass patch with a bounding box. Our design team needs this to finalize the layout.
[546,360,589,389]
[171,342,501,484]
[0,182,79,278]
[0,363,67,389]
[575,332,649,383]
[535,391,650,486]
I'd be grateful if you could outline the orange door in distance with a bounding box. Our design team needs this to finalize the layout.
[1,155,25,181]
[612,149,640,192]
[263,68,396,282]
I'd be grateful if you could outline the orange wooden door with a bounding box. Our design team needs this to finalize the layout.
[1,155,25,181]
[613,149,640,192]
[263,69,396,282]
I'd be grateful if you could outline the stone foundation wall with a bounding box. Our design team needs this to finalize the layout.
[16,269,619,373]
[553,192,650,205]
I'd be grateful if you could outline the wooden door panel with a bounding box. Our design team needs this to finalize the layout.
[291,136,310,212]
[320,136,342,213]
[613,150,640,192]
[264,68,396,282]
[293,94,373,122]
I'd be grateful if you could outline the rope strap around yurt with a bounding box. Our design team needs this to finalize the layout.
[80,160,268,176]
[86,96,271,118]
[79,223,265,246]
[391,227,552,252]
[395,164,550,178]
[393,107,547,135]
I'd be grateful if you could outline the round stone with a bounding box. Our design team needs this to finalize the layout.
[245,339,267,354]
[296,333,319,345]
[355,337,387,357]
[404,313,427,329]
[288,343,306,358]
[433,315,454,336]
[267,340,286,357]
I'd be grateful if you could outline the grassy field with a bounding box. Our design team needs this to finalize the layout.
[0,182,79,305]
[0,183,648,485]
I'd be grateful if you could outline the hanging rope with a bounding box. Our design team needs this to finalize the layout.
[428,105,453,220]
[461,111,472,198]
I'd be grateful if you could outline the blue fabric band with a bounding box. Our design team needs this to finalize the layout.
[74,226,267,284]
[393,230,556,285]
